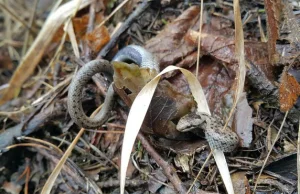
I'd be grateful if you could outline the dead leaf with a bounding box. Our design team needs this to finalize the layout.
[264,153,297,180]
[279,70,300,112]
[53,13,107,43]
[0,49,13,70]
[264,0,282,63]
[267,125,278,152]
[85,25,110,53]
[148,169,167,193]
[169,58,236,116]
[113,61,196,139]
[188,29,276,81]
[148,80,196,139]
[2,181,22,194]
[52,14,89,42]
[231,172,250,194]
[113,61,158,101]
[53,13,110,53]
[146,6,200,70]
[233,93,253,148]
[281,3,300,44]
[174,154,191,173]
[283,139,296,154]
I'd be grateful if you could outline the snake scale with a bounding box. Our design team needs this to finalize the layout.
[67,45,239,152]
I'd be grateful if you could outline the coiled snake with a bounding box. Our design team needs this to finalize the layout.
[67,45,239,152]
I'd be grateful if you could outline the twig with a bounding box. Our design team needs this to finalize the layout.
[4,143,51,152]
[137,133,187,193]
[0,99,67,149]
[17,136,63,154]
[131,152,170,188]
[195,0,203,78]
[89,143,119,169]
[96,0,130,29]
[84,1,96,59]
[223,0,246,131]
[187,151,212,193]
[0,2,37,35]
[22,0,39,56]
[37,148,101,194]
[97,178,147,188]
[253,111,289,192]
[97,0,151,58]
[50,136,107,166]
[264,170,296,186]
[41,94,105,194]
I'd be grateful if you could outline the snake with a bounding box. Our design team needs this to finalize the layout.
[67,45,239,152]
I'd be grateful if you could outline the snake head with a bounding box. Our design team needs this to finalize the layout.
[176,112,239,152]
[176,112,207,132]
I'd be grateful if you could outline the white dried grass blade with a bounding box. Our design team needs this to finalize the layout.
[97,0,130,28]
[214,1,245,193]
[65,20,80,58]
[233,0,246,101]
[212,149,234,194]
[41,105,104,194]
[41,128,86,194]
[224,0,246,126]
[0,0,94,104]
[120,66,210,194]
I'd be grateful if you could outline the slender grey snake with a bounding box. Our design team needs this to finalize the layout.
[67,45,239,152]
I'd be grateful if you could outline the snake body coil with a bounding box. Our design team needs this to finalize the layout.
[67,45,239,152]
[67,45,159,129]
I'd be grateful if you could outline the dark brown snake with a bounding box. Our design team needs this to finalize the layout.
[67,45,239,152]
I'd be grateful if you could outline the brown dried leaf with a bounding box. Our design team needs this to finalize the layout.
[188,29,277,81]
[264,0,282,63]
[0,50,13,70]
[2,181,22,194]
[169,58,236,116]
[149,80,196,139]
[52,14,107,44]
[113,62,196,139]
[174,154,190,173]
[85,25,110,53]
[146,6,200,69]
[145,5,275,85]
[113,61,158,100]
[52,14,89,42]
[231,172,251,194]
[279,70,300,112]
